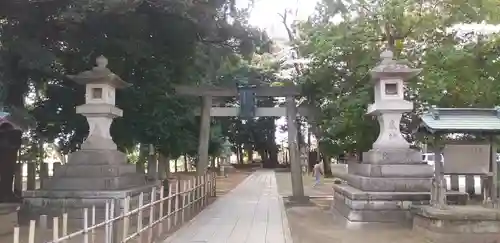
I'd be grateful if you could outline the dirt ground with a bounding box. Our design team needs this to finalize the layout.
[213,169,253,196]
[0,170,251,243]
[274,171,337,198]
[274,172,430,243]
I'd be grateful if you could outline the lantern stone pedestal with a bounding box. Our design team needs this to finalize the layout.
[21,56,159,226]
[332,148,435,228]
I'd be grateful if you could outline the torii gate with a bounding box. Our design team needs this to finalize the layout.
[175,84,309,199]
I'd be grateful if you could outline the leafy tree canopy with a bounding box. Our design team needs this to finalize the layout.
[0,0,274,158]
[298,0,500,155]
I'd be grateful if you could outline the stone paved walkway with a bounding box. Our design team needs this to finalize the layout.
[163,170,292,243]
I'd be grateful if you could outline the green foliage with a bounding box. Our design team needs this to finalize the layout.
[0,0,273,158]
[211,51,284,162]
[299,0,500,156]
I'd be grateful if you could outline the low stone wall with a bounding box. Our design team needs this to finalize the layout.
[412,205,500,243]
[332,184,428,226]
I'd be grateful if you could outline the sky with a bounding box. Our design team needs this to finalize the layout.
[235,0,320,146]
[237,0,319,39]
[237,1,500,147]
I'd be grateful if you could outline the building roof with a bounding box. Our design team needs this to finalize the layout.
[419,107,500,134]
[0,107,36,131]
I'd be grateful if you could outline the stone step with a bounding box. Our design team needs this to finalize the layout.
[53,164,137,178]
[348,163,434,178]
[41,173,147,190]
[19,204,152,228]
[344,173,431,192]
[22,196,185,222]
[333,184,468,204]
[19,188,184,229]
[333,196,412,223]
[362,148,424,164]
[67,149,127,165]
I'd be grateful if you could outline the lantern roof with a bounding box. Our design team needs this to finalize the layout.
[370,50,422,80]
[67,56,131,89]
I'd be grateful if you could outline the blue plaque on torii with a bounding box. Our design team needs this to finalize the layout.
[237,83,257,119]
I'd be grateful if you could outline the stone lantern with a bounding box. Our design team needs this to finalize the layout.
[22,56,158,225]
[220,138,232,177]
[68,55,131,150]
[330,50,434,227]
[367,50,421,149]
[222,138,232,157]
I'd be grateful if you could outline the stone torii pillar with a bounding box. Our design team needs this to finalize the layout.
[198,95,212,174]
[331,50,433,226]
[286,95,305,199]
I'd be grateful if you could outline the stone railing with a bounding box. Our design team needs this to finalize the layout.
[12,173,217,243]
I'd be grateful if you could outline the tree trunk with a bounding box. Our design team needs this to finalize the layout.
[246,148,253,162]
[136,144,147,173]
[0,62,28,202]
[174,158,178,173]
[308,150,317,171]
[183,154,188,172]
[0,129,22,202]
[269,149,278,168]
[237,145,244,164]
[357,150,363,161]
[322,153,333,177]
[297,118,304,148]
[210,156,216,170]
[160,154,170,179]
[236,148,241,164]
[307,125,312,151]
[257,150,266,160]
[146,144,156,179]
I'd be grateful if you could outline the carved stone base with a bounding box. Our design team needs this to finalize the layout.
[42,174,147,190]
[38,150,148,190]
[21,147,156,227]
[41,163,146,191]
[362,148,424,164]
[332,184,469,228]
[66,149,127,165]
[412,205,500,243]
[332,148,471,227]
[348,163,434,178]
[342,173,431,192]
[21,183,159,227]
